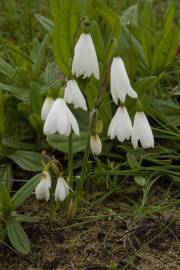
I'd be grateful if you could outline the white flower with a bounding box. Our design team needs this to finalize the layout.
[35,171,51,201]
[72,33,99,80]
[108,106,132,142]
[131,112,154,149]
[41,97,54,121]
[43,98,79,136]
[90,135,102,156]
[64,80,87,110]
[111,57,138,104]
[55,177,70,202]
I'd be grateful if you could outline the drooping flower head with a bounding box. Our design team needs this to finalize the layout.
[90,134,102,156]
[108,106,132,143]
[131,112,154,149]
[35,171,51,201]
[55,177,70,202]
[72,33,99,80]
[111,57,137,104]
[43,98,79,136]
[41,97,54,121]
[64,80,87,110]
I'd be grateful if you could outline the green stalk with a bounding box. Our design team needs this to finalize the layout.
[68,133,73,190]
[75,133,90,205]
[49,178,56,223]
[0,91,4,142]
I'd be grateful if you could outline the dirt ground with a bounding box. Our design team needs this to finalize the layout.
[0,197,179,270]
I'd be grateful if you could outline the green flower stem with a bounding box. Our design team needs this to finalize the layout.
[68,133,73,191]
[0,91,4,142]
[75,133,91,205]
[50,177,56,223]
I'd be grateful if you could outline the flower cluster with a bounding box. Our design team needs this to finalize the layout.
[108,56,154,149]
[36,24,154,203]
[35,171,70,202]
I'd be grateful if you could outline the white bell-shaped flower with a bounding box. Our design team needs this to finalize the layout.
[131,112,154,149]
[43,98,79,136]
[108,106,132,142]
[90,135,102,156]
[41,97,54,121]
[55,177,70,202]
[72,33,99,80]
[64,80,87,110]
[35,171,51,201]
[111,57,138,104]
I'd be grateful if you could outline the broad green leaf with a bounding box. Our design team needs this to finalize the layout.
[0,58,16,79]
[0,164,13,190]
[2,138,35,150]
[11,174,42,209]
[14,214,40,223]
[6,219,30,254]
[151,26,179,74]
[141,0,155,29]
[163,2,175,31]
[121,5,138,25]
[29,82,43,115]
[0,185,11,214]
[77,0,94,17]
[47,132,88,153]
[0,91,4,140]
[0,83,29,101]
[28,113,43,131]
[31,35,49,77]
[90,20,105,63]
[51,0,79,75]
[7,151,43,172]
[35,13,54,32]
[94,0,121,39]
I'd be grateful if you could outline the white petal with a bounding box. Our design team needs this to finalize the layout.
[72,34,99,80]
[43,99,60,135]
[108,106,132,143]
[55,177,69,202]
[64,80,87,110]
[41,97,55,121]
[63,101,80,135]
[110,57,138,104]
[35,171,51,201]
[90,135,102,156]
[131,112,154,149]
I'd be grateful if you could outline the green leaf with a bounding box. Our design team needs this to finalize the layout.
[11,174,42,210]
[14,214,40,223]
[47,132,88,153]
[0,83,29,101]
[0,164,13,190]
[35,13,54,32]
[29,82,43,115]
[94,0,121,39]
[51,0,79,75]
[2,138,35,150]
[121,5,138,25]
[163,2,175,32]
[90,20,105,63]
[6,219,30,254]
[28,113,43,132]
[31,35,48,77]
[0,185,11,214]
[7,151,43,172]
[151,26,179,74]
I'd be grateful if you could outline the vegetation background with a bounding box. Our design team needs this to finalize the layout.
[0,0,179,269]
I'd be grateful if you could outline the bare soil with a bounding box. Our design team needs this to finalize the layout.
[0,197,179,270]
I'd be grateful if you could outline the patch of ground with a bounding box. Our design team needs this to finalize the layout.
[0,198,179,270]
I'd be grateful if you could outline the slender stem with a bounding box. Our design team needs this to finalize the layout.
[74,66,110,207]
[75,134,90,204]
[50,178,56,223]
[0,91,4,142]
[68,133,73,190]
